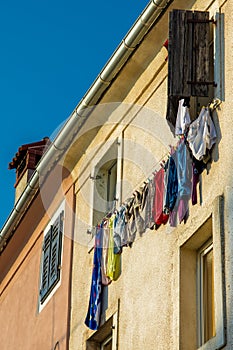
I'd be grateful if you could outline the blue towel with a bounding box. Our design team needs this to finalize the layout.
[85,226,103,330]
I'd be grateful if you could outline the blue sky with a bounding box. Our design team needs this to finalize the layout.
[0,0,149,228]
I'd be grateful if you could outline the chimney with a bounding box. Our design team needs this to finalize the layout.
[9,137,51,203]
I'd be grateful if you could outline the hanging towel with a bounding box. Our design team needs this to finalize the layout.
[140,180,156,230]
[170,140,192,226]
[133,189,145,236]
[114,205,128,250]
[125,197,137,245]
[85,226,103,330]
[107,214,121,281]
[153,168,169,226]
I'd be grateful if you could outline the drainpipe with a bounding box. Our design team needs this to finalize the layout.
[0,0,173,253]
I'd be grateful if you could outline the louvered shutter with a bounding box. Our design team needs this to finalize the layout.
[40,228,52,302]
[48,211,64,289]
[168,10,210,97]
[40,210,64,303]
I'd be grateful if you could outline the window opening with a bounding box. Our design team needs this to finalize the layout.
[92,142,118,227]
[86,314,117,350]
[180,198,225,350]
[198,240,215,345]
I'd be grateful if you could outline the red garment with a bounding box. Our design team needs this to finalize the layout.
[153,168,169,226]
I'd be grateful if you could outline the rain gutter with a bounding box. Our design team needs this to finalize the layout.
[0,0,173,253]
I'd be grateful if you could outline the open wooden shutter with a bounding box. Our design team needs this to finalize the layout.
[168,10,210,97]
[48,211,64,289]
[40,228,52,302]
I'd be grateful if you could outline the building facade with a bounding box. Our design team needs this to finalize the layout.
[1,0,233,350]
[0,140,75,350]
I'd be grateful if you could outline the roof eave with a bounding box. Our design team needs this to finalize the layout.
[0,0,173,253]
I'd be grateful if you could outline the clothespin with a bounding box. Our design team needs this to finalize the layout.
[208,98,222,110]
[160,159,166,168]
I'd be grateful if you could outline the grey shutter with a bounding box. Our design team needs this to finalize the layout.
[40,228,52,302]
[168,10,210,97]
[48,211,64,289]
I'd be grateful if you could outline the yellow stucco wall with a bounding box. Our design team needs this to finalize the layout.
[1,0,233,349]
[68,0,233,349]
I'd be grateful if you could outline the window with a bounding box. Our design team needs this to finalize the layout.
[92,139,122,227]
[86,313,118,350]
[39,210,64,304]
[93,158,117,226]
[197,240,216,345]
[180,196,225,350]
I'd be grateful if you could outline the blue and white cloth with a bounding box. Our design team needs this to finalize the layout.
[85,226,103,330]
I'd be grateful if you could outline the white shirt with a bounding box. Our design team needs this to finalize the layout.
[187,107,217,160]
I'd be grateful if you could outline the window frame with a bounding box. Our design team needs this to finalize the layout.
[198,199,225,350]
[38,202,65,311]
[90,137,123,230]
[179,196,226,350]
[197,240,215,346]
[100,334,113,350]
[86,312,118,350]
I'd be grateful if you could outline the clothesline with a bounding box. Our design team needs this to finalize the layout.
[88,99,219,234]
[101,136,184,225]
[85,137,191,330]
[122,136,184,205]
[87,139,180,233]
[85,98,219,331]
[116,98,220,217]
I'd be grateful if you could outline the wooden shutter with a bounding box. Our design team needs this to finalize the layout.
[40,228,52,302]
[40,210,64,303]
[49,211,64,289]
[168,10,210,97]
